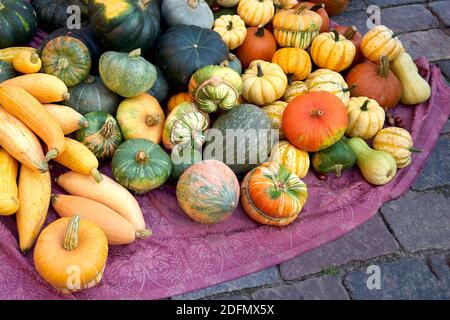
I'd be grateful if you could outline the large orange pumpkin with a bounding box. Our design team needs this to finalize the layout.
[346,56,403,110]
[282,91,348,152]
[241,162,308,227]
[236,26,277,69]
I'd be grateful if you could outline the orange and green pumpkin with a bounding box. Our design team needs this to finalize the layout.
[241,162,308,226]
[75,111,123,162]
[176,159,240,224]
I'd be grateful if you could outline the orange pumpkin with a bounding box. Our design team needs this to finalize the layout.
[282,91,348,152]
[241,162,308,227]
[236,26,277,69]
[167,92,195,112]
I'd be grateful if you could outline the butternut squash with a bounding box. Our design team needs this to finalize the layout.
[56,171,147,232]
[0,85,66,160]
[0,47,37,63]
[51,194,151,245]
[44,104,88,135]
[12,51,42,74]
[1,73,70,103]
[390,52,431,105]
[0,107,48,173]
[52,138,102,183]
[16,166,51,253]
[0,147,19,216]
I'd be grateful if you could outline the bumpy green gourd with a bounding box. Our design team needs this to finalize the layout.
[312,137,356,177]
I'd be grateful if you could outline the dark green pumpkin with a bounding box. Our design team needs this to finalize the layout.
[41,36,91,87]
[156,24,229,89]
[88,0,161,53]
[147,65,169,103]
[0,60,16,83]
[170,147,202,181]
[312,137,356,177]
[112,138,172,194]
[75,111,123,162]
[220,53,242,75]
[204,104,274,175]
[0,0,38,49]
[99,49,157,98]
[32,0,88,33]
[64,75,121,115]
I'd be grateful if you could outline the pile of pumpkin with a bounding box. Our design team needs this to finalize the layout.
[0,0,432,294]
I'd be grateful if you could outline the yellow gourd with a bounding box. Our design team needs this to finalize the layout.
[237,0,275,27]
[270,140,310,178]
[12,51,42,74]
[262,101,287,139]
[213,15,247,50]
[306,69,352,105]
[346,97,385,140]
[271,47,312,81]
[282,80,309,102]
[0,148,19,216]
[360,25,404,62]
[390,52,431,105]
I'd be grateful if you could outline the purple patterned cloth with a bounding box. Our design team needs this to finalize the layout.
[1,25,449,299]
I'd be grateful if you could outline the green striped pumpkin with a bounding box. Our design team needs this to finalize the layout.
[112,138,172,194]
[0,0,38,49]
[75,112,123,162]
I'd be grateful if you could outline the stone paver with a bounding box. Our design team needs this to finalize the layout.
[430,1,450,27]
[279,214,399,281]
[427,253,450,282]
[363,0,427,8]
[344,258,450,299]
[442,120,450,135]
[412,135,450,191]
[438,60,450,81]
[380,5,439,34]
[208,294,251,300]
[399,29,450,61]
[345,0,366,11]
[172,267,280,300]
[251,276,349,300]
[331,10,370,34]
[380,188,450,252]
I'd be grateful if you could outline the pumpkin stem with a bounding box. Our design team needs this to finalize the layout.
[135,151,148,164]
[342,83,356,93]
[62,92,71,101]
[227,20,233,31]
[293,4,308,14]
[138,0,151,9]
[409,147,422,153]
[100,118,115,138]
[85,75,96,84]
[62,214,80,251]
[128,48,142,58]
[332,29,340,41]
[311,109,324,117]
[56,58,69,70]
[255,26,265,37]
[30,53,40,64]
[310,3,325,12]
[275,181,287,191]
[343,26,358,40]
[80,117,89,128]
[379,56,390,77]
[187,0,199,8]
[146,114,161,127]
[90,169,103,183]
[45,148,58,161]
[360,100,370,111]
[334,164,343,177]
[256,63,264,77]
[136,229,152,239]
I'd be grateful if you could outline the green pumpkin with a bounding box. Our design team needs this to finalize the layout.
[156,25,229,89]
[99,49,157,98]
[41,36,91,87]
[112,138,172,194]
[0,60,15,83]
[170,147,202,181]
[64,75,121,115]
[204,104,274,175]
[147,65,169,103]
[75,111,123,162]
[312,137,356,177]
[88,0,161,53]
[32,0,88,33]
[189,65,243,113]
[0,0,38,49]
[220,53,242,75]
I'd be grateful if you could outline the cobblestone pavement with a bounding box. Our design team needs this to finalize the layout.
[172,0,450,300]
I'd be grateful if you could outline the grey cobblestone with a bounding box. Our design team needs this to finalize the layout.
[380,5,439,34]
[399,29,450,61]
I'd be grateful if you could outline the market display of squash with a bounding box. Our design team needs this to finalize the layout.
[312,136,355,177]
[306,68,352,105]
[44,104,88,135]
[167,92,195,112]
[346,56,403,110]
[390,52,431,105]
[213,14,247,50]
[176,160,240,224]
[99,49,156,98]
[346,97,385,140]
[162,0,214,28]
[117,94,165,144]
[34,215,108,293]
[270,140,310,178]
[0,60,15,82]
[235,26,276,69]
[0,147,19,216]
[262,100,287,139]
[64,75,121,115]
[242,60,287,105]
[75,111,123,162]
[271,48,312,81]
[282,91,348,152]
[282,80,309,102]
[189,65,243,112]
[310,30,356,72]
[360,25,404,62]
[272,5,322,49]
[12,50,41,74]
[372,127,419,168]
[0,0,38,49]
[237,0,274,27]
[241,161,308,226]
